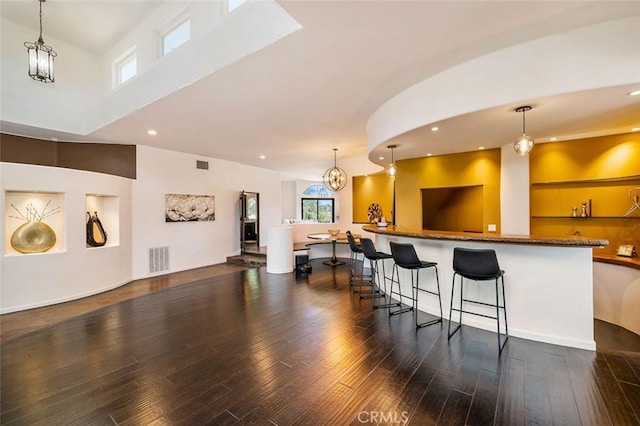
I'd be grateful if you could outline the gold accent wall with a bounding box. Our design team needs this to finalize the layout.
[352,149,501,231]
[352,172,394,223]
[396,149,501,231]
[530,133,640,255]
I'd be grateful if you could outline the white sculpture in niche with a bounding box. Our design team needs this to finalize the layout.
[9,201,60,254]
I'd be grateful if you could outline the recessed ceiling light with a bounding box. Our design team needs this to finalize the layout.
[632,127,640,132]
[478,146,485,150]
[431,126,439,132]
[550,137,558,141]
[427,153,432,156]
[379,156,384,160]
[147,129,157,136]
[259,155,266,159]
[629,90,640,96]
[50,137,58,141]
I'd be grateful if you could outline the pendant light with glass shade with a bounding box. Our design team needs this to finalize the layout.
[513,106,534,156]
[323,148,347,191]
[386,145,398,176]
[24,0,57,83]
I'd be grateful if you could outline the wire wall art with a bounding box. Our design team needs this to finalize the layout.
[624,187,640,217]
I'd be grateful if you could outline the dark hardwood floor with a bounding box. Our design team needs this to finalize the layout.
[1,260,639,425]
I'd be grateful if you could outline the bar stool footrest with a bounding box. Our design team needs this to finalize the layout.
[450,307,505,321]
[359,290,383,299]
[389,306,414,316]
[374,300,402,309]
[417,318,442,328]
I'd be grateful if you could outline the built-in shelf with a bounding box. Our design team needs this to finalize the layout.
[530,137,639,258]
[532,215,640,219]
[531,175,640,186]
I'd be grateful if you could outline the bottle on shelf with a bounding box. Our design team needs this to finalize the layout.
[580,201,588,218]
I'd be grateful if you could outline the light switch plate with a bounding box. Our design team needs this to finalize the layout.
[488,224,497,232]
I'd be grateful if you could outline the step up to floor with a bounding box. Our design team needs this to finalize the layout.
[226,254,267,267]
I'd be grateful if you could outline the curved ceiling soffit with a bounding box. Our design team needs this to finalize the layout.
[366,15,640,164]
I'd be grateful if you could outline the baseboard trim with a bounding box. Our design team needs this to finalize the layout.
[1,278,132,314]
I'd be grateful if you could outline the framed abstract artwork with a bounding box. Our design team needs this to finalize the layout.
[165,194,215,222]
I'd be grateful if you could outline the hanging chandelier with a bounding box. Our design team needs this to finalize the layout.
[323,148,347,192]
[24,0,57,83]
[513,106,534,156]
[386,145,398,177]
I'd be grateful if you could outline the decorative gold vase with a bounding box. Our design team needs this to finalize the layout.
[10,221,57,254]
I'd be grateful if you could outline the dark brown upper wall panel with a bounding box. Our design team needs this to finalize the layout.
[0,134,58,166]
[0,133,136,179]
[57,142,136,179]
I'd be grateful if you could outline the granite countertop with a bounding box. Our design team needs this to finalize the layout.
[362,224,609,248]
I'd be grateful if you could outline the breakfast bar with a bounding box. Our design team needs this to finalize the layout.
[363,224,609,350]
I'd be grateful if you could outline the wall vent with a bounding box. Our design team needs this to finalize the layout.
[149,247,169,274]
[196,160,209,170]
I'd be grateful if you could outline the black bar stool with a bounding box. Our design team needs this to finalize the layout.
[346,231,370,293]
[359,238,401,309]
[388,242,443,328]
[448,247,508,353]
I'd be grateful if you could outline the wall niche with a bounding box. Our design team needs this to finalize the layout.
[85,194,120,248]
[421,185,484,232]
[4,191,65,255]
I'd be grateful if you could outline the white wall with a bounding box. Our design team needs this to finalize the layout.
[132,145,282,278]
[0,1,301,138]
[281,180,296,220]
[0,18,104,134]
[367,16,640,153]
[0,162,132,313]
[281,155,382,242]
[86,0,301,134]
[0,144,284,311]
[101,2,223,90]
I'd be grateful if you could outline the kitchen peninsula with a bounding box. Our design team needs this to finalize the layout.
[363,224,608,350]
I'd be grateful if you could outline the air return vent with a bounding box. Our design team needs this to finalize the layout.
[196,160,209,170]
[149,247,169,273]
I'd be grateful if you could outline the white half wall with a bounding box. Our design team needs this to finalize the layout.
[0,162,132,313]
[132,145,282,279]
[594,262,640,336]
[375,233,595,350]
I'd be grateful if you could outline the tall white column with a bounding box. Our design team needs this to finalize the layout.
[500,144,530,234]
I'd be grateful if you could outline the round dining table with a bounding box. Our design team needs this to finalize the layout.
[307,232,359,267]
